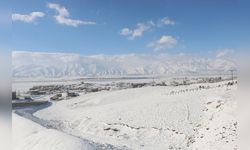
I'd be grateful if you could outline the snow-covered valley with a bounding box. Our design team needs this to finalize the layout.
[12,79,237,150]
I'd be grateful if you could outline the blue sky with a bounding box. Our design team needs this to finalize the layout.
[11,0,250,56]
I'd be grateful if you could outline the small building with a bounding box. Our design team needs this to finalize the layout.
[12,91,17,100]
[30,90,46,95]
[50,93,63,101]
[67,92,79,97]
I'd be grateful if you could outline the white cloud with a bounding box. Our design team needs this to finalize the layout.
[47,3,69,16]
[158,17,175,26]
[12,12,45,23]
[147,35,177,51]
[120,17,175,40]
[120,28,132,36]
[120,23,151,40]
[216,49,235,58]
[54,15,95,27]
[47,3,96,27]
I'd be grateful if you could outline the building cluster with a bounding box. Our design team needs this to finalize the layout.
[12,76,235,102]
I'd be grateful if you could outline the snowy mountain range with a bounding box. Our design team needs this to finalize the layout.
[12,51,236,78]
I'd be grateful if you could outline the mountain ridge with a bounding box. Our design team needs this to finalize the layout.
[12,51,236,78]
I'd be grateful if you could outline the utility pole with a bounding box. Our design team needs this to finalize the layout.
[229,70,234,82]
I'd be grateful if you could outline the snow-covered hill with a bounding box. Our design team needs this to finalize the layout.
[12,51,236,78]
[32,81,237,149]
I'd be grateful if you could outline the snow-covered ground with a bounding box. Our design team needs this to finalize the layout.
[12,80,237,149]
[13,109,128,150]
[12,113,98,150]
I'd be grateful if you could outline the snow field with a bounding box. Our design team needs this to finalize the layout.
[32,81,237,149]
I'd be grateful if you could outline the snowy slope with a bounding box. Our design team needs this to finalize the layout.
[12,51,236,78]
[34,81,237,149]
[12,114,98,150]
